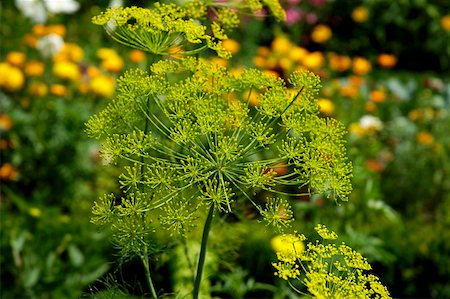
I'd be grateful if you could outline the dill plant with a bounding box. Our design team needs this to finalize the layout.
[272,224,392,298]
[86,0,352,297]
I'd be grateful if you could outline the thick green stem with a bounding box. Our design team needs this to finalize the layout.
[141,247,158,299]
[193,203,215,299]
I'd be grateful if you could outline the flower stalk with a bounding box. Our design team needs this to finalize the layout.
[193,203,215,299]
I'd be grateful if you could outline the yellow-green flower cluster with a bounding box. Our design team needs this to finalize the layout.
[273,224,392,298]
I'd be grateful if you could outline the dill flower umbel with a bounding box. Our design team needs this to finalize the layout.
[273,224,392,298]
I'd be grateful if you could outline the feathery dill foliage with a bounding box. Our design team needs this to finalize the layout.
[273,224,392,299]
[92,0,285,58]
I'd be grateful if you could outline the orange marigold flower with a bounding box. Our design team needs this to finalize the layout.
[416,131,434,146]
[129,49,146,63]
[366,159,383,172]
[50,84,69,96]
[369,89,386,103]
[272,36,292,54]
[365,102,377,113]
[32,24,47,36]
[252,56,266,68]
[349,75,364,86]
[6,52,26,67]
[352,57,371,75]
[28,81,48,97]
[257,46,271,57]
[441,15,450,31]
[87,66,101,78]
[24,34,38,48]
[222,39,240,54]
[0,163,19,181]
[24,60,45,77]
[0,114,13,131]
[352,6,369,23]
[377,54,397,68]
[46,24,66,36]
[311,24,332,43]
[340,85,359,98]
[328,53,351,72]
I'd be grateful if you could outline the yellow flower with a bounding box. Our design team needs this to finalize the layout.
[349,123,364,137]
[53,61,80,81]
[24,60,45,77]
[440,15,450,31]
[377,54,397,68]
[102,56,124,73]
[272,36,292,54]
[129,49,146,63]
[352,57,371,75]
[317,98,334,116]
[303,51,325,70]
[271,234,305,261]
[50,84,69,96]
[369,89,386,103]
[289,46,308,63]
[0,114,13,130]
[416,131,434,146]
[222,39,240,54]
[0,63,25,92]
[6,52,26,67]
[54,43,84,62]
[352,6,369,23]
[90,75,115,98]
[28,81,48,97]
[279,57,293,70]
[97,48,118,60]
[311,24,332,43]
[29,207,42,218]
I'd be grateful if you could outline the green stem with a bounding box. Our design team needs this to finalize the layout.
[141,247,158,299]
[193,203,215,299]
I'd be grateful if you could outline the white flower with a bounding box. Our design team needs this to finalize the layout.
[46,0,79,14]
[15,0,47,23]
[109,0,123,7]
[15,0,79,24]
[36,34,64,58]
[359,115,383,131]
